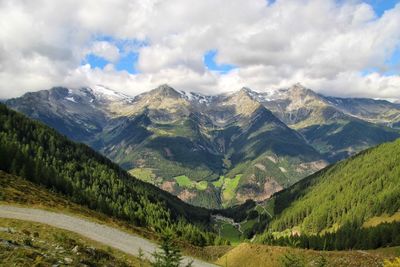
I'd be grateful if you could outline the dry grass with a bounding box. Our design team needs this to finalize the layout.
[181,244,232,263]
[215,243,400,267]
[0,218,149,266]
[363,212,400,228]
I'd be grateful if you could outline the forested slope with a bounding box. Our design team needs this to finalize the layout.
[0,104,221,246]
[269,138,400,233]
[254,138,400,250]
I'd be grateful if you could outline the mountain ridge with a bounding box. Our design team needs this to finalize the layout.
[6,84,400,208]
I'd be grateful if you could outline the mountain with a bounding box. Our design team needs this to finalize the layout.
[6,84,400,208]
[0,103,221,246]
[5,85,133,142]
[267,138,400,235]
[249,83,400,162]
[88,85,324,208]
[324,96,400,127]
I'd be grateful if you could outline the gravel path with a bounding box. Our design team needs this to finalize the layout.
[0,205,217,267]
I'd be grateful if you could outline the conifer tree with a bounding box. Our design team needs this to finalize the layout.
[151,232,192,267]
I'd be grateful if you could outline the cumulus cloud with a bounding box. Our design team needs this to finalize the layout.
[88,42,120,63]
[0,0,399,100]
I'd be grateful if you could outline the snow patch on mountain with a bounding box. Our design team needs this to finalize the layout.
[65,96,77,103]
[179,90,214,105]
[90,85,133,101]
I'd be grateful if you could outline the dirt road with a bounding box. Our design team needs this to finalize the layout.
[0,205,217,267]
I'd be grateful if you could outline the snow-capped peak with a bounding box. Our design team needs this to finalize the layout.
[179,90,215,105]
[62,85,134,105]
[90,85,132,100]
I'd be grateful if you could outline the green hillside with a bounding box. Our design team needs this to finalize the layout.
[257,138,400,250]
[269,139,400,233]
[0,104,221,246]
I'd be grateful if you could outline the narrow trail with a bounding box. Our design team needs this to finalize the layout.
[0,205,217,267]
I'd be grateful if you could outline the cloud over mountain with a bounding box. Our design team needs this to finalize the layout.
[0,0,399,99]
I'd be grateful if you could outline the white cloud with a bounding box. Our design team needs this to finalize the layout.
[0,0,399,100]
[88,42,120,63]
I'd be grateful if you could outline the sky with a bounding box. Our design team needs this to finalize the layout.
[0,0,400,100]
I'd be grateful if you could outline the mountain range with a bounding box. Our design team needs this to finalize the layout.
[2,97,400,265]
[6,83,400,208]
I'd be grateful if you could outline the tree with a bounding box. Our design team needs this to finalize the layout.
[279,251,305,267]
[151,233,193,267]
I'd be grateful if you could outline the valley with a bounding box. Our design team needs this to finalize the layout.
[1,169,399,267]
[7,84,400,209]
[1,100,400,266]
[2,1,400,266]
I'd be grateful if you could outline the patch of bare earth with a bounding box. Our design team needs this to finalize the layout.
[279,167,287,173]
[160,181,175,193]
[237,177,283,202]
[267,155,278,163]
[254,163,266,171]
[178,189,196,202]
[296,160,328,173]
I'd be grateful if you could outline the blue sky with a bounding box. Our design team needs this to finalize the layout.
[203,50,236,73]
[84,37,145,74]
[364,0,399,16]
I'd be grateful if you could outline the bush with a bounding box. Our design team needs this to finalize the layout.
[23,238,33,247]
[279,252,305,267]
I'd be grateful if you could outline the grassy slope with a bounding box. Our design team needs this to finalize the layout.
[0,170,159,241]
[0,218,147,267]
[0,103,217,240]
[269,138,400,233]
[215,243,400,267]
[0,171,149,266]
[0,171,230,263]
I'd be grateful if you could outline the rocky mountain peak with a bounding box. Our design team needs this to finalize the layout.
[223,87,262,116]
[231,87,257,98]
[290,82,306,89]
[116,84,190,117]
[238,87,253,94]
[282,84,327,108]
[287,83,316,96]
[150,84,182,98]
